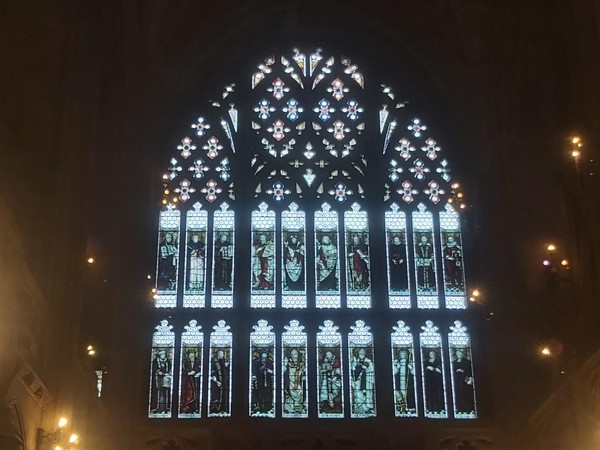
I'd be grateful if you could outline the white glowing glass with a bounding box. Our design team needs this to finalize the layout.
[178,320,203,418]
[448,321,477,419]
[412,203,439,309]
[183,203,208,308]
[212,203,234,308]
[390,321,418,417]
[154,206,180,308]
[419,321,448,418]
[148,320,175,418]
[317,320,344,418]
[249,320,276,417]
[439,204,467,309]
[315,203,341,308]
[251,203,276,308]
[348,321,376,418]
[344,203,371,308]
[281,320,308,418]
[208,320,233,417]
[281,203,307,308]
[385,203,411,308]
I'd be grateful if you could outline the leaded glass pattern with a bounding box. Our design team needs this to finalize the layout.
[420,321,448,419]
[348,321,376,417]
[249,320,276,417]
[178,320,203,418]
[412,203,439,309]
[391,321,418,417]
[344,203,370,308]
[386,203,411,308]
[208,320,233,417]
[155,206,181,308]
[183,203,208,308]
[281,203,307,308]
[317,320,344,418]
[212,203,234,308]
[439,204,467,309]
[149,320,175,418]
[448,321,477,419]
[315,203,341,308]
[282,320,308,418]
[251,203,276,308]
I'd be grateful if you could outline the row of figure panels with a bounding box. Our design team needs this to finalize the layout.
[155,202,466,309]
[149,319,476,420]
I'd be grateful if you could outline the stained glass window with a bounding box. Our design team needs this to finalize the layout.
[315,204,341,308]
[448,321,477,419]
[419,320,448,418]
[155,206,181,308]
[391,321,418,417]
[251,203,276,308]
[149,320,175,418]
[179,320,203,418]
[212,203,235,308]
[183,203,208,308]
[208,320,232,417]
[386,203,411,308]
[344,203,371,309]
[317,320,344,418]
[281,203,307,308]
[412,203,439,309]
[440,205,467,309]
[348,320,376,417]
[281,320,308,418]
[249,320,276,417]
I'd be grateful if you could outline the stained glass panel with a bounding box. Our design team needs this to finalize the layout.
[391,321,418,417]
[249,320,276,417]
[282,203,307,308]
[178,320,203,418]
[208,320,233,417]
[412,203,439,308]
[251,203,276,308]
[348,321,376,417]
[183,203,208,308]
[385,203,411,308]
[212,203,234,308]
[419,321,448,418]
[155,206,181,308]
[315,203,341,308]
[344,203,371,308]
[149,320,175,418]
[282,320,308,418]
[448,321,477,419]
[317,320,344,418]
[439,204,467,309]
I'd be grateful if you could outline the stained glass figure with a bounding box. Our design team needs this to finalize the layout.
[440,204,467,309]
[448,321,476,419]
[420,321,447,418]
[183,203,207,308]
[391,321,418,417]
[212,203,234,308]
[348,321,376,417]
[317,320,344,418]
[155,205,180,308]
[249,320,276,417]
[250,203,276,308]
[281,203,307,308]
[178,320,203,418]
[385,203,411,308]
[412,203,439,308]
[315,203,341,308]
[282,320,308,418]
[208,320,233,417]
[344,203,371,308]
[149,320,175,418]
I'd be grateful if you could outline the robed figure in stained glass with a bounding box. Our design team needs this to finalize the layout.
[319,349,342,414]
[389,235,408,291]
[284,235,305,291]
[187,234,205,290]
[350,348,375,415]
[393,349,416,414]
[214,233,233,290]
[180,350,201,414]
[416,234,435,290]
[253,234,275,290]
[210,349,230,414]
[424,349,445,413]
[453,349,475,414]
[158,233,178,290]
[316,235,338,291]
[443,235,463,291]
[251,349,274,414]
[151,349,173,414]
[283,348,306,415]
[347,235,370,290]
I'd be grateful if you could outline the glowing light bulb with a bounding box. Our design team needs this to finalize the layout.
[88,349,96,356]
[161,199,167,205]
[69,434,79,444]
[54,446,63,450]
[162,174,169,180]
[87,345,93,351]
[151,288,157,293]
[57,417,68,428]
[561,259,569,266]
[543,259,551,266]
[460,204,466,209]
[571,150,581,158]
[541,347,551,356]
[451,183,460,189]
[472,289,480,297]
[147,274,152,280]
[457,192,463,198]
[547,244,556,251]
[572,137,581,144]
[87,257,95,264]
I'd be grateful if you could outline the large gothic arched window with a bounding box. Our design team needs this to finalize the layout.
[148,48,477,421]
